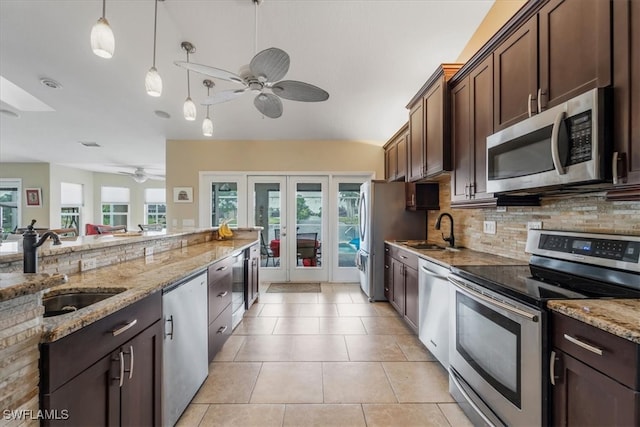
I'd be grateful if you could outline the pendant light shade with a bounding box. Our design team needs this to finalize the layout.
[183,97,197,121]
[91,1,114,59]
[202,116,213,136]
[146,0,162,97]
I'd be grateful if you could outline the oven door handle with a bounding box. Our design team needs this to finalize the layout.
[551,110,567,175]
[448,276,539,322]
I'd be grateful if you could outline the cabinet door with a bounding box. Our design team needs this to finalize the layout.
[470,55,494,199]
[451,78,472,202]
[44,352,120,427]
[424,78,449,176]
[403,266,419,333]
[120,321,162,427]
[538,0,611,110]
[552,350,639,426]
[385,142,398,181]
[384,254,392,302]
[397,133,408,180]
[613,0,640,186]
[493,16,538,130]
[391,259,405,314]
[408,101,424,182]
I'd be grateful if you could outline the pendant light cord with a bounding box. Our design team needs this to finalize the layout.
[254,0,258,55]
[152,0,158,67]
[102,0,106,18]
[186,50,191,97]
[206,86,211,117]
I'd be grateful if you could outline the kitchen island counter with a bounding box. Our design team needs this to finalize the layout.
[547,299,640,344]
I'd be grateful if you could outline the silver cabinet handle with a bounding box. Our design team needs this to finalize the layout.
[528,93,533,117]
[217,291,229,297]
[563,334,603,356]
[399,255,408,259]
[612,151,619,185]
[217,325,228,334]
[128,345,134,380]
[216,265,228,271]
[551,111,567,175]
[118,351,124,387]
[165,315,174,340]
[112,319,137,337]
[420,265,448,281]
[537,88,546,113]
[550,350,557,386]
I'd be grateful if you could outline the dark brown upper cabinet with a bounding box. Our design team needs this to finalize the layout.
[494,0,612,131]
[383,123,408,182]
[406,64,462,182]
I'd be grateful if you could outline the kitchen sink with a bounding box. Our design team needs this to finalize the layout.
[407,243,446,250]
[43,290,125,317]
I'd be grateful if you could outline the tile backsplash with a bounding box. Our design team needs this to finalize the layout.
[427,175,640,262]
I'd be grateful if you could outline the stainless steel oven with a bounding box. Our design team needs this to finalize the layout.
[448,274,542,427]
[448,230,640,427]
[486,88,611,194]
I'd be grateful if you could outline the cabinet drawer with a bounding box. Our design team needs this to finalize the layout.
[41,292,162,393]
[552,312,640,389]
[208,274,232,323]
[393,248,418,270]
[208,304,232,361]
[208,256,233,284]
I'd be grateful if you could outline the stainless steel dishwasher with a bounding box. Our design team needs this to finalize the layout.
[418,257,450,368]
[162,271,208,427]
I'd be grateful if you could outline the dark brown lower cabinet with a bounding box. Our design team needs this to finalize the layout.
[551,312,639,426]
[384,244,418,333]
[40,293,162,427]
[208,257,233,361]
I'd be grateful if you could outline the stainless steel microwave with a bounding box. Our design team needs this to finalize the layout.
[486,88,610,194]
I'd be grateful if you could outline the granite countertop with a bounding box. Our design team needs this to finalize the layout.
[547,299,640,344]
[385,240,525,268]
[40,238,257,343]
[0,273,68,302]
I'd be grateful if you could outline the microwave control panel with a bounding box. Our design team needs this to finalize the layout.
[566,111,592,165]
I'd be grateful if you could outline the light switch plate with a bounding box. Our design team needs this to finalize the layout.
[483,221,497,235]
[527,221,543,230]
[144,247,154,256]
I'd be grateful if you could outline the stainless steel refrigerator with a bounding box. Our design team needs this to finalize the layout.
[356,180,427,301]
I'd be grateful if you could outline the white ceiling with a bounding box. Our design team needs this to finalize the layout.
[0,0,494,176]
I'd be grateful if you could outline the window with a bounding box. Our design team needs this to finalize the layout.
[101,186,130,227]
[60,182,83,234]
[0,180,20,238]
[211,182,238,226]
[144,188,166,226]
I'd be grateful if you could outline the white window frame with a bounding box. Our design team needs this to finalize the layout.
[0,178,22,237]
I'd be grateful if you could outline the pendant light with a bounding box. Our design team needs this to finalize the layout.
[181,42,197,121]
[90,0,115,59]
[145,0,162,97]
[202,80,214,137]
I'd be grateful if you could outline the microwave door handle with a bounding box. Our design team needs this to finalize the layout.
[551,110,567,175]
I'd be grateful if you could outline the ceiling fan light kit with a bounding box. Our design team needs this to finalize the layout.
[145,0,162,97]
[90,0,114,59]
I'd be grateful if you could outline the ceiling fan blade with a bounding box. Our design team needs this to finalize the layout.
[271,80,329,102]
[203,89,247,105]
[174,61,245,85]
[250,48,290,82]
[254,93,283,118]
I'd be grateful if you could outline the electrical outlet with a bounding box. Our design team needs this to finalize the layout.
[483,221,497,235]
[80,258,96,271]
[496,206,507,213]
[144,247,154,257]
[528,221,543,230]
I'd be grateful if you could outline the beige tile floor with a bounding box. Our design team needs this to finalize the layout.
[177,283,473,427]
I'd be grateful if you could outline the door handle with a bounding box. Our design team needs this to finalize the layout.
[165,315,174,340]
[217,291,229,297]
[550,350,558,386]
[217,325,228,334]
[537,88,546,113]
[216,265,228,271]
[528,93,534,117]
[114,351,124,387]
[551,110,567,175]
[125,345,134,380]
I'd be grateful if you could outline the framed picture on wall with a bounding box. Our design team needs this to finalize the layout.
[25,188,42,207]
[173,187,193,203]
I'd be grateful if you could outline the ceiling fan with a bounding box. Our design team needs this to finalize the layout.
[118,167,165,183]
[173,1,329,118]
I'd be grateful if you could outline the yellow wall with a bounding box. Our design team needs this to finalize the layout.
[0,163,51,227]
[166,139,383,227]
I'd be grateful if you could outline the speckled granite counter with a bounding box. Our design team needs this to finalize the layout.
[0,273,67,301]
[547,299,640,344]
[385,240,525,268]
[40,237,257,342]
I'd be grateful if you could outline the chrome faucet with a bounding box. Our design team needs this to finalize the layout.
[23,219,61,273]
[435,212,455,248]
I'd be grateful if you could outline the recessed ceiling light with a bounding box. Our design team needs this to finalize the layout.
[79,141,101,147]
[154,110,170,119]
[40,78,62,89]
[0,109,20,118]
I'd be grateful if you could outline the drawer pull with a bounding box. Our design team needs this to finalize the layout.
[399,255,408,259]
[216,265,228,272]
[563,334,603,356]
[217,325,228,334]
[217,291,229,298]
[112,319,138,337]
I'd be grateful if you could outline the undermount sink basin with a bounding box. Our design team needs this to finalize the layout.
[43,290,125,317]
[407,243,446,250]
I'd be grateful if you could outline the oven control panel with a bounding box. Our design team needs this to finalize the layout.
[538,234,639,263]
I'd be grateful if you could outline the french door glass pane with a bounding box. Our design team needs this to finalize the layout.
[211,183,238,226]
[296,183,321,267]
[254,183,281,267]
[0,186,19,235]
[337,183,361,267]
